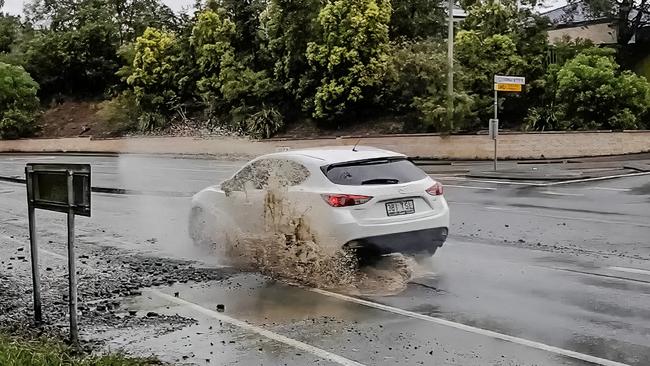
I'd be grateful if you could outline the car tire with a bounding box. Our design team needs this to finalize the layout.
[413,246,439,263]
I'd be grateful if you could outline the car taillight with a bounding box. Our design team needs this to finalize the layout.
[426,182,444,196]
[322,194,373,207]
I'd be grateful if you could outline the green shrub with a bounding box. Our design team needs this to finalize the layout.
[0,62,39,139]
[554,49,650,130]
[412,92,473,132]
[382,40,448,113]
[96,91,142,135]
[244,105,284,139]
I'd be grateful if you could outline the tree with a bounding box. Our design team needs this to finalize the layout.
[381,40,472,131]
[217,0,267,66]
[191,8,281,136]
[455,30,526,127]
[306,0,392,121]
[0,14,21,53]
[567,0,650,46]
[554,48,650,129]
[19,0,177,98]
[459,0,550,128]
[22,21,120,97]
[389,0,445,40]
[190,7,237,108]
[25,0,177,43]
[260,0,321,103]
[127,27,184,129]
[0,62,40,139]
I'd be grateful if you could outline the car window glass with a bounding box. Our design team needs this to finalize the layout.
[221,165,253,192]
[221,159,310,192]
[252,159,310,188]
[323,158,426,186]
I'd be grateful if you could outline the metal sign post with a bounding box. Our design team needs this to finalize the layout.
[25,171,42,325]
[489,118,499,171]
[66,170,79,344]
[25,164,91,345]
[493,75,526,171]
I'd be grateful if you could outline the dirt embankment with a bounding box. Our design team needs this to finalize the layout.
[36,101,118,139]
[33,100,410,140]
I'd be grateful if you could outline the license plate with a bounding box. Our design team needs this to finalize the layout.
[385,200,415,217]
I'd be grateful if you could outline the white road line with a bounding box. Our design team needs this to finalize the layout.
[439,172,650,188]
[148,290,365,366]
[593,187,632,192]
[445,185,497,191]
[540,191,585,197]
[483,208,650,227]
[609,266,650,276]
[545,172,650,186]
[310,288,631,366]
[438,177,539,186]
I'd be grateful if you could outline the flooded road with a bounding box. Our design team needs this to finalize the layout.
[1,153,650,365]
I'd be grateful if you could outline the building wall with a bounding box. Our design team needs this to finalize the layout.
[548,22,617,45]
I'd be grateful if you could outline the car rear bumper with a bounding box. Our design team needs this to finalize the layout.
[348,227,448,256]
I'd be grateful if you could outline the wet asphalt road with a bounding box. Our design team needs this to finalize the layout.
[1,153,650,366]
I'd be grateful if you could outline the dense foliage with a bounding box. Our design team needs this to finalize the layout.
[0,62,39,139]
[0,0,648,139]
[306,0,392,121]
[554,49,650,130]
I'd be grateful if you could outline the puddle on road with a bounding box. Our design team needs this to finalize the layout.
[200,161,422,297]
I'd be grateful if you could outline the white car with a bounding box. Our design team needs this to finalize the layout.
[189,146,449,261]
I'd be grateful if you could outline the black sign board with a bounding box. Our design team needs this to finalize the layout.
[26,164,91,217]
[25,162,91,344]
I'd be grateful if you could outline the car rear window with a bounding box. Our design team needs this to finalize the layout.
[322,158,427,186]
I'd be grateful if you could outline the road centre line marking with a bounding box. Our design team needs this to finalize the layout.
[438,172,650,188]
[545,172,650,186]
[310,288,631,366]
[445,185,497,191]
[438,177,537,186]
[609,266,650,276]
[482,207,650,228]
[593,187,632,192]
[480,207,650,227]
[148,290,365,366]
[540,191,585,197]
[447,202,650,228]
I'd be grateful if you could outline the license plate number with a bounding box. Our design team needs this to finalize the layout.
[385,200,415,217]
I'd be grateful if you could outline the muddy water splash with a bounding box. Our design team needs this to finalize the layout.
[217,160,416,296]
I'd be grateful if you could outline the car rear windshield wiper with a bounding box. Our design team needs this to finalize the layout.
[325,157,405,172]
[361,178,400,185]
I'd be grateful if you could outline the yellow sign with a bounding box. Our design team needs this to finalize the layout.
[495,83,522,92]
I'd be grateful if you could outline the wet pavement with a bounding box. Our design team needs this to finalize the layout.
[1,153,650,365]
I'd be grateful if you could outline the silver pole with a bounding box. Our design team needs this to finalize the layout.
[447,0,454,130]
[494,89,498,171]
[67,171,79,345]
[26,167,42,325]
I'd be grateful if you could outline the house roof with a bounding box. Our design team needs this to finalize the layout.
[541,2,607,26]
[541,2,650,27]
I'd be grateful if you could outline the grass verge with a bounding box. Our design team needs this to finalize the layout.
[0,331,160,366]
